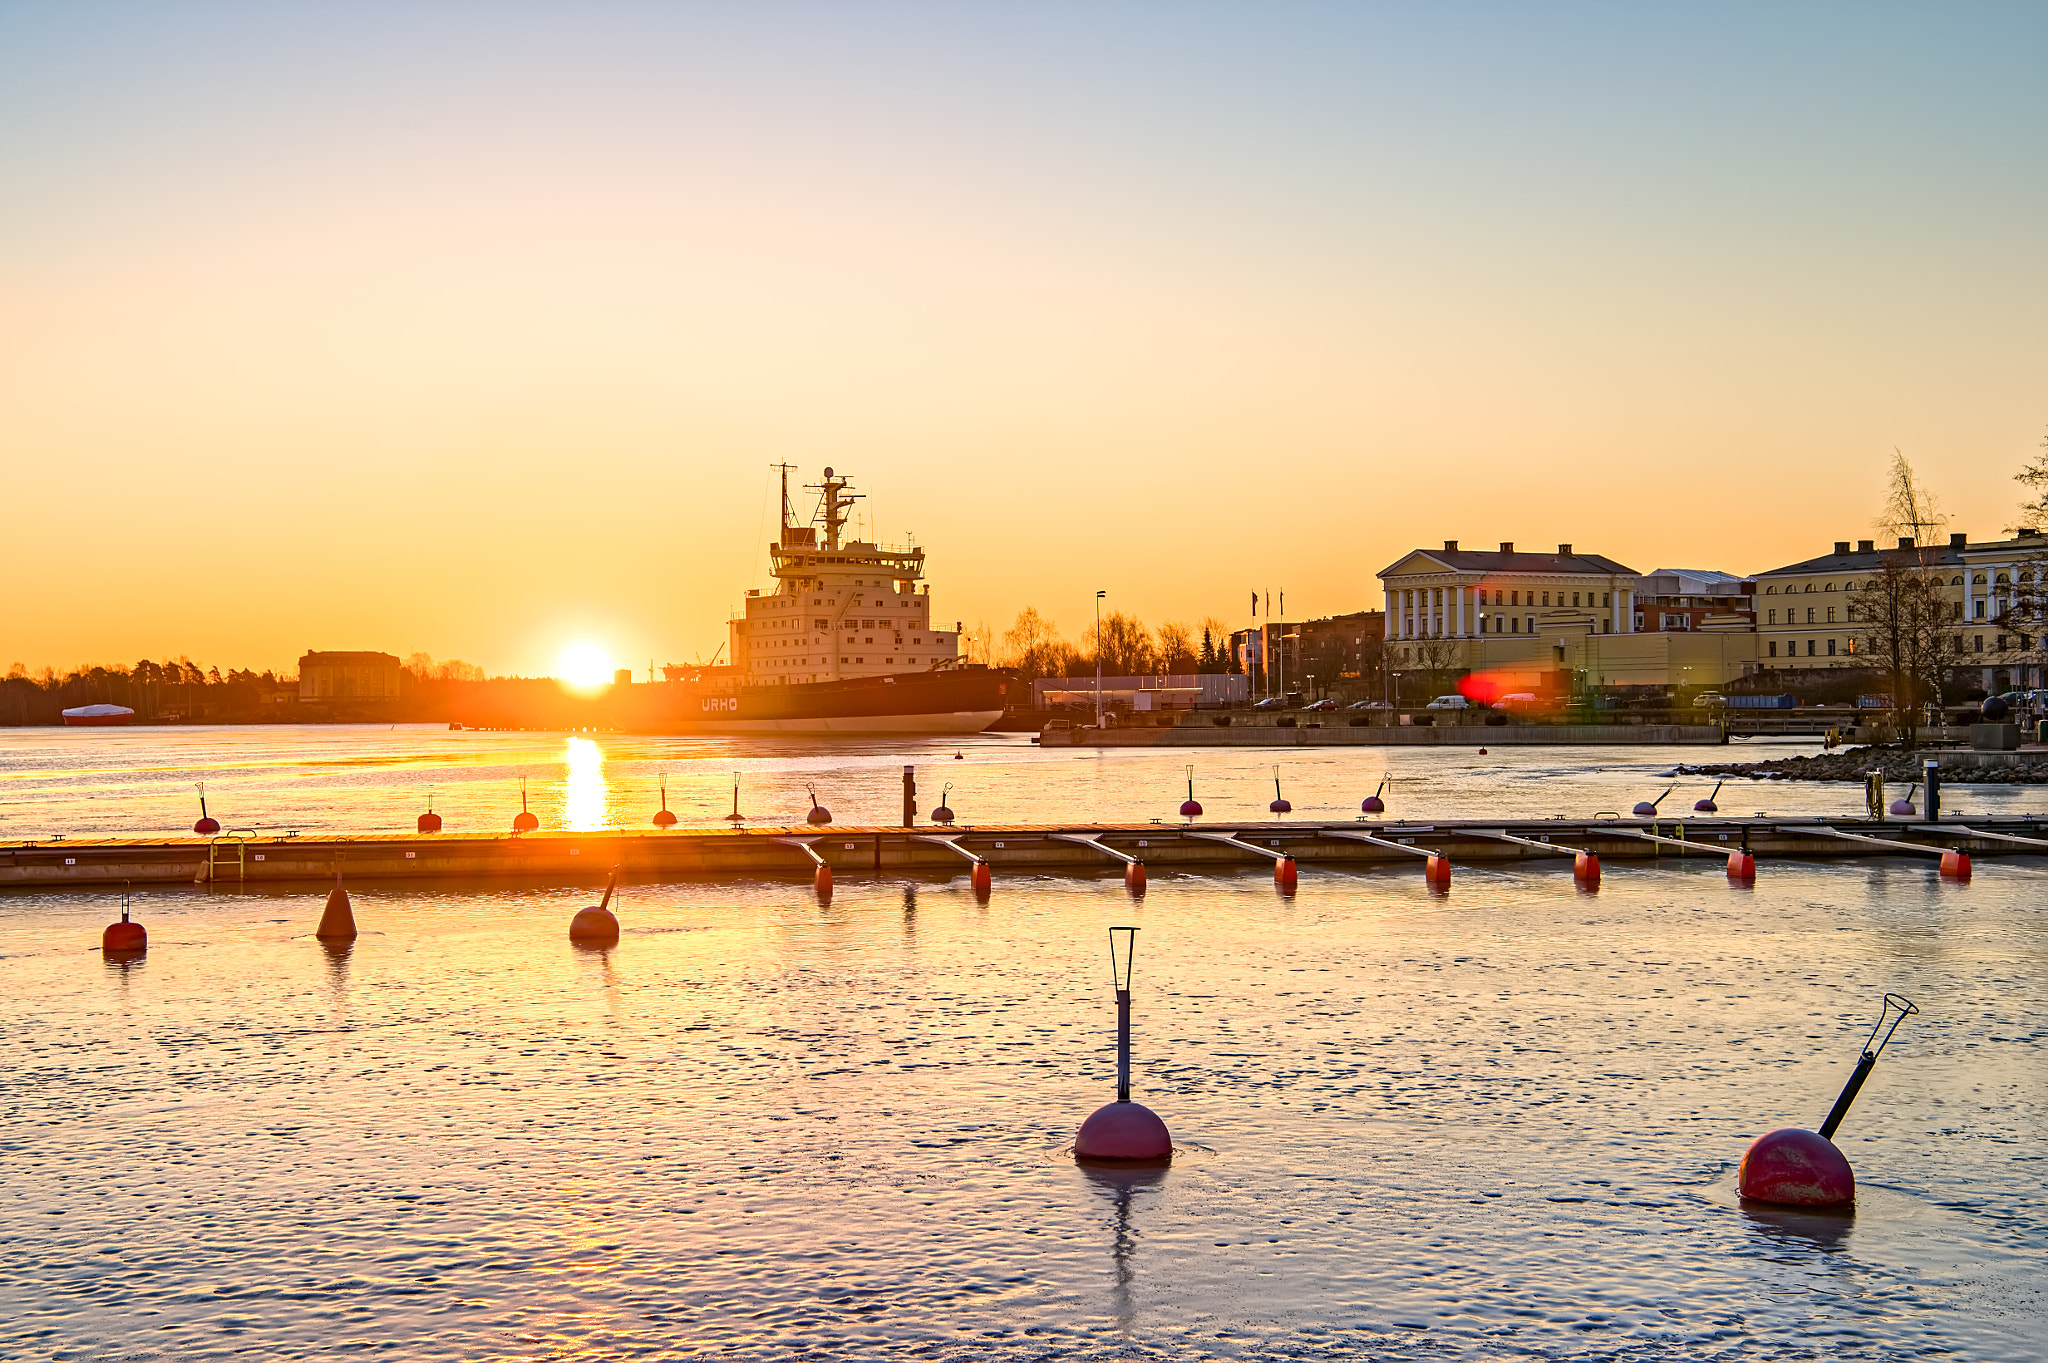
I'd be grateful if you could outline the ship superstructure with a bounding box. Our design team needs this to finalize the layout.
[730,467,962,685]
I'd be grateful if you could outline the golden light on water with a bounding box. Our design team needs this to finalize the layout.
[557,642,614,691]
[564,737,607,831]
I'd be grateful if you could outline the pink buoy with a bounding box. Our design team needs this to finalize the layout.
[1738,1127,1855,1207]
[1075,1100,1173,1163]
[1361,776,1388,815]
[193,782,220,835]
[1178,766,1201,819]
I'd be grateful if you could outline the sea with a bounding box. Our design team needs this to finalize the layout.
[0,726,2042,1360]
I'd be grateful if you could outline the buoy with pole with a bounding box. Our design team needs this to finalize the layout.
[315,863,357,942]
[1178,766,1202,819]
[653,778,678,829]
[1738,993,1918,1207]
[102,881,146,955]
[417,791,442,834]
[512,777,539,834]
[1361,776,1387,815]
[193,782,220,836]
[1268,766,1291,816]
[569,869,622,946]
[805,786,832,825]
[932,782,956,825]
[1694,779,1723,814]
[1727,826,1756,882]
[723,772,745,824]
[1074,926,1173,1164]
[1889,781,1918,818]
[1632,785,1674,818]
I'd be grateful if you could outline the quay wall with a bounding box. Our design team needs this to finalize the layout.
[1052,723,1727,747]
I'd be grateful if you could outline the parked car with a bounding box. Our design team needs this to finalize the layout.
[1691,692,1727,708]
[1349,699,1391,710]
[1252,697,1287,711]
[1425,695,1470,710]
[1303,698,1340,711]
[1491,692,1540,711]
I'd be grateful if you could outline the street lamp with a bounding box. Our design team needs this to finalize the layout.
[1095,590,1106,727]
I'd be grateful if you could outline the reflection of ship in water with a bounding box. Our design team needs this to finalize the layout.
[629,467,1010,735]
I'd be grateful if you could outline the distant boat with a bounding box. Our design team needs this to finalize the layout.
[61,704,135,727]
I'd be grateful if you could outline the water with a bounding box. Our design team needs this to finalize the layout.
[2,729,2044,1359]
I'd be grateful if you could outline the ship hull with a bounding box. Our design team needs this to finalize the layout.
[622,666,1013,736]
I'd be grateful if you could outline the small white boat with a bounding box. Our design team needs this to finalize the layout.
[61,704,136,727]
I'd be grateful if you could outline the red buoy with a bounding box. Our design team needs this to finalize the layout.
[1273,856,1297,890]
[1075,1101,1173,1163]
[1738,1127,1855,1207]
[1477,747,1487,755]
[813,863,833,900]
[417,793,441,834]
[971,861,993,897]
[1178,766,1201,819]
[316,870,357,942]
[570,871,621,946]
[1361,776,1388,815]
[1573,851,1600,887]
[1939,848,1971,880]
[103,918,147,953]
[805,786,832,825]
[1268,766,1290,814]
[654,778,678,828]
[1425,853,1451,889]
[1727,851,1756,881]
[193,782,220,835]
[512,778,539,834]
[1124,860,1146,894]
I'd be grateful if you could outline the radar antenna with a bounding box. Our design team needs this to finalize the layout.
[805,467,861,551]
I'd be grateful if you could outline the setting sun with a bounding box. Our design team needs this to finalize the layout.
[557,642,615,690]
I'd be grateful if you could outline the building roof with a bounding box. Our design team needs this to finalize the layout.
[299,650,401,666]
[1378,545,1636,579]
[1756,539,1964,576]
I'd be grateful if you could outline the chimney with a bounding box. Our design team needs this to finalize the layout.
[1897,537,1915,549]
[2020,527,2040,538]
[1498,541,1514,553]
[1557,543,1573,556]
[1950,532,1968,547]
[1443,539,1459,552]
[1857,540,1874,552]
[1833,541,1850,555]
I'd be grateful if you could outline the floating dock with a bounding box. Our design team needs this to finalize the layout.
[4,816,2041,888]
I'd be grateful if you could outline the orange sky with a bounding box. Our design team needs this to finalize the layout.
[3,4,2042,677]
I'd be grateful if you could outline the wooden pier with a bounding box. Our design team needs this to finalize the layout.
[5,815,2043,889]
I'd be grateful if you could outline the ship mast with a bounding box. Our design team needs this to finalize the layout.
[771,462,798,540]
[806,467,861,551]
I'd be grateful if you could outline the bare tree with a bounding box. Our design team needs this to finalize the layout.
[1085,611,1157,677]
[1155,619,1198,674]
[1850,555,1964,747]
[1000,607,1071,683]
[1875,447,1949,543]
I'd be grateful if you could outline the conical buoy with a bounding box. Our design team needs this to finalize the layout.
[1939,848,1971,880]
[102,886,146,954]
[805,785,832,825]
[1424,853,1451,889]
[971,861,993,897]
[569,870,621,945]
[654,778,678,829]
[193,782,220,836]
[1273,856,1297,890]
[1738,1128,1854,1206]
[1269,766,1291,815]
[932,781,956,825]
[1124,860,1146,894]
[512,778,539,834]
[1632,785,1673,818]
[1695,779,1722,814]
[316,868,357,942]
[1361,776,1387,815]
[417,792,442,834]
[1573,851,1600,887]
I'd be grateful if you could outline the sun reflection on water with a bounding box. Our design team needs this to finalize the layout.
[565,737,608,830]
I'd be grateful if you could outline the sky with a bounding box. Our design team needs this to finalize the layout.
[3,1,2043,677]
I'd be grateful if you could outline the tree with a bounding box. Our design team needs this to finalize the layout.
[1000,607,1071,683]
[1875,447,1949,544]
[1083,611,1157,677]
[1850,555,1964,748]
[1155,619,1197,674]
[2012,426,2048,527]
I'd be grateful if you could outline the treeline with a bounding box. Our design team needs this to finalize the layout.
[1,658,292,725]
[989,608,1241,683]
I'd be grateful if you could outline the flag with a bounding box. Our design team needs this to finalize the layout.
[1280,591,1285,616]
[1251,591,1257,617]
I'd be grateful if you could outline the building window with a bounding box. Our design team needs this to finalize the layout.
[1826,607,1836,623]
[1827,639,1837,656]
[1541,592,1550,606]
[1976,601,1987,618]
[1974,636,1984,653]
[1997,635,2008,652]
[1603,593,1611,607]
[1767,609,1776,624]
[1769,641,1777,657]
[1807,607,1816,624]
[1807,640,1816,656]
[1572,593,1580,607]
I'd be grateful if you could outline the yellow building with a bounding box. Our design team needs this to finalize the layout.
[297,651,401,702]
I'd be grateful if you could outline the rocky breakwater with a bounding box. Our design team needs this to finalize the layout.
[1681,747,2048,785]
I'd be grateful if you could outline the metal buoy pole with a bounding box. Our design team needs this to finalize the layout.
[1116,984,1132,1103]
[1817,993,1919,1139]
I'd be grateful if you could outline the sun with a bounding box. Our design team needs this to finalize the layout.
[557,641,615,690]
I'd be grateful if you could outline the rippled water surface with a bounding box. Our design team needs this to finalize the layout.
[2,730,2045,1359]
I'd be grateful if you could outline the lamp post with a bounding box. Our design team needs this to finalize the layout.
[1095,590,1106,727]
[1074,925,1172,1163]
